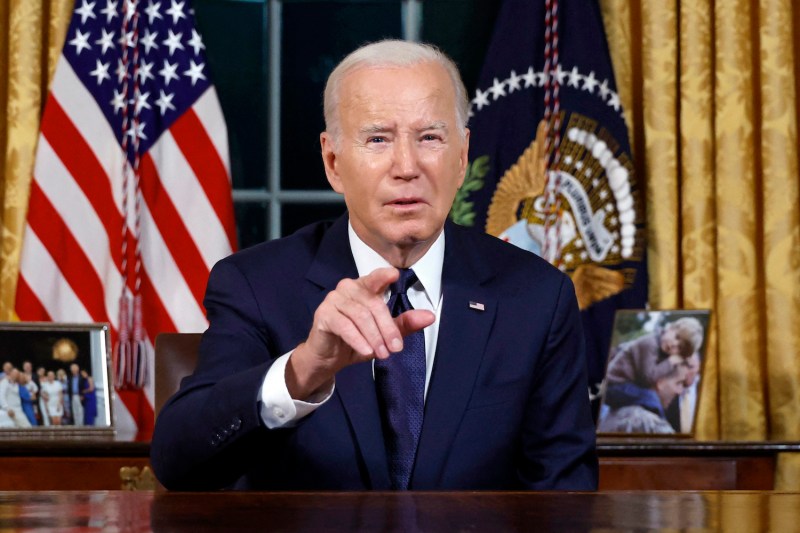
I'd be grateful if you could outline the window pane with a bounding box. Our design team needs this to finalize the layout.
[194,0,269,190]
[280,1,402,190]
[421,0,501,96]
[281,203,347,237]
[236,202,269,250]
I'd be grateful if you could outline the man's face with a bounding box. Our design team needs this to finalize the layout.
[321,62,469,262]
[683,353,701,386]
[656,368,687,407]
[70,364,79,376]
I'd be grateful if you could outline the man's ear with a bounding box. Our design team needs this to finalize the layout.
[320,132,344,193]
[457,128,471,189]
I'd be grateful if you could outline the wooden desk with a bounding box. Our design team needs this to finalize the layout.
[0,441,149,490]
[597,439,800,490]
[1,440,798,491]
[1,490,798,531]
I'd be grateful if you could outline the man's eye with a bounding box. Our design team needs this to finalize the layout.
[367,137,386,144]
[421,134,441,142]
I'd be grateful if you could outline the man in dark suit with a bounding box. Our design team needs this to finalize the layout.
[151,39,598,491]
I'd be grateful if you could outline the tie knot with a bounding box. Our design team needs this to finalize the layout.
[390,268,418,296]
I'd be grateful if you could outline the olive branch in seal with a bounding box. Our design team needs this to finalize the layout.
[449,155,490,227]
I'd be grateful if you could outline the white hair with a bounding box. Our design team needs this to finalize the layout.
[323,39,469,147]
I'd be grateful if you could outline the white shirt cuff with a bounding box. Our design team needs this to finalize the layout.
[259,350,334,429]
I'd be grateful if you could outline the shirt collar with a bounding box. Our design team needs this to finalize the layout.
[347,221,444,309]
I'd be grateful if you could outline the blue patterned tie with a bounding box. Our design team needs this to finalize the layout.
[375,268,426,490]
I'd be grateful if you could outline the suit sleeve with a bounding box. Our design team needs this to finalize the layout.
[518,274,599,490]
[150,259,280,490]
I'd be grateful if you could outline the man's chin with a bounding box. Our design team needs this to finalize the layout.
[387,223,443,248]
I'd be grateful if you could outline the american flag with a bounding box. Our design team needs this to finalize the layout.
[15,0,236,440]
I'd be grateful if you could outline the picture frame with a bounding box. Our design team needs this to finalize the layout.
[0,322,114,440]
[596,309,711,437]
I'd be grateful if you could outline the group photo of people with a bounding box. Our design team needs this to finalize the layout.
[597,310,710,435]
[0,328,106,431]
[0,361,99,429]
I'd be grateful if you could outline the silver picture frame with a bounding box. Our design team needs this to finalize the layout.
[0,322,114,440]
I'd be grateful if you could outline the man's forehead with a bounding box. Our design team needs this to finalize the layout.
[341,77,455,128]
[340,63,453,102]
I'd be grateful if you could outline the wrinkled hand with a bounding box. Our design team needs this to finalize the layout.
[287,267,435,400]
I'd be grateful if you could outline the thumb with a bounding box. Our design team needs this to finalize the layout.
[394,309,435,339]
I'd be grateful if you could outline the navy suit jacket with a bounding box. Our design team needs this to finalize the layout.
[150,215,598,490]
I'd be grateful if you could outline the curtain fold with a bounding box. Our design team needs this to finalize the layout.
[0,0,71,321]
[759,0,800,442]
[679,0,720,441]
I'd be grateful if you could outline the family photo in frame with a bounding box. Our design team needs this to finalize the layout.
[0,322,114,440]
[597,309,711,436]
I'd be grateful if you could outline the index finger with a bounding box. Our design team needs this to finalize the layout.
[359,267,399,295]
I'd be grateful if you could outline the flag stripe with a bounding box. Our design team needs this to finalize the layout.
[49,60,125,208]
[148,128,233,268]
[18,226,93,323]
[138,198,209,332]
[40,97,124,266]
[14,277,52,322]
[194,87,230,174]
[27,183,111,323]
[139,270,179,338]
[33,137,125,325]
[117,389,155,441]
[139,152,209,310]
[169,106,237,249]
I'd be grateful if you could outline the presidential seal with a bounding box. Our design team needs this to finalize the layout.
[486,113,644,309]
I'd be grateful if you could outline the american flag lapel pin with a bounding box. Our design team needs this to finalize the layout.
[469,301,485,312]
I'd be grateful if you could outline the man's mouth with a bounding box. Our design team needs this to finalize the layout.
[388,197,423,206]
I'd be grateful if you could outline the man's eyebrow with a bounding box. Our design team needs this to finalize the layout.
[359,124,392,135]
[419,121,448,132]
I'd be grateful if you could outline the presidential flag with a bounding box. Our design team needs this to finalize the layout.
[454,0,648,408]
[15,0,236,440]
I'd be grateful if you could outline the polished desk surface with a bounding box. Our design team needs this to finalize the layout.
[1,491,799,532]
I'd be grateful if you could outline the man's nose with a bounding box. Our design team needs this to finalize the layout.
[392,138,419,180]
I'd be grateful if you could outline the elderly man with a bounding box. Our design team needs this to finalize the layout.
[151,40,597,491]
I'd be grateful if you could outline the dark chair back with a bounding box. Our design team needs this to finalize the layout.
[154,333,201,417]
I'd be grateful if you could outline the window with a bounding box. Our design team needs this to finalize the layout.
[194,0,500,249]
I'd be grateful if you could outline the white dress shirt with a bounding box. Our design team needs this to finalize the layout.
[259,222,445,429]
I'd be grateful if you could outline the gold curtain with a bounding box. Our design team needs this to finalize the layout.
[601,0,800,487]
[0,0,72,320]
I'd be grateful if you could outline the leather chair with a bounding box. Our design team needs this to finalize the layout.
[154,332,201,416]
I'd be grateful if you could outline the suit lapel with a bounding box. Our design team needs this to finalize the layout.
[412,223,497,489]
[303,215,391,490]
